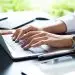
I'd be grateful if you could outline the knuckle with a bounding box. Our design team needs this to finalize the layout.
[32,38,37,42]
[30,25,34,28]
[30,26,37,30]
[28,36,33,41]
[42,33,47,36]
[22,29,25,32]
[20,29,25,33]
[25,31,32,36]
[44,36,48,39]
[41,40,45,44]
[17,28,21,32]
[28,31,33,34]
[16,28,20,31]
[27,25,34,31]
[31,38,38,43]
[27,31,37,35]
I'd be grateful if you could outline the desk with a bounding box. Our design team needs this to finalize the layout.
[0,11,75,75]
[0,45,45,75]
[0,45,75,75]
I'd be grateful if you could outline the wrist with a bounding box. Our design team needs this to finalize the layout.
[42,20,67,33]
[65,35,75,48]
[66,38,73,48]
[62,35,73,48]
[71,36,75,48]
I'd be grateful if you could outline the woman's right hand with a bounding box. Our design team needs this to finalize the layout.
[12,25,40,41]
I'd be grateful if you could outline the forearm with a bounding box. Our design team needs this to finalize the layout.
[43,20,67,33]
[43,13,75,33]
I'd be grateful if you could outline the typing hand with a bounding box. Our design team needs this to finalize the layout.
[18,31,73,49]
[12,25,40,41]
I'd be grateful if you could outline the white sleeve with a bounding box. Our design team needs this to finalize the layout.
[58,13,75,32]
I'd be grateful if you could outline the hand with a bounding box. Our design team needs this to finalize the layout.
[12,25,40,41]
[19,31,73,49]
[12,20,67,41]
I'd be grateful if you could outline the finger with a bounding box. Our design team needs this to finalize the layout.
[12,29,21,40]
[19,40,28,48]
[43,33,61,38]
[31,37,57,47]
[19,31,41,41]
[27,32,60,42]
[27,32,47,42]
[16,29,25,41]
[31,40,45,47]
[12,26,31,40]
[12,25,38,41]
[23,25,38,33]
[23,36,48,48]
[12,29,20,36]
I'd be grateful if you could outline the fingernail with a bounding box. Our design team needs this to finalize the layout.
[23,47,29,50]
[23,44,29,49]
[12,37,15,41]
[23,46,29,50]
[15,39,19,43]
[21,72,27,75]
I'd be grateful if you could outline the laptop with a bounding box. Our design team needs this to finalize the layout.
[0,34,49,61]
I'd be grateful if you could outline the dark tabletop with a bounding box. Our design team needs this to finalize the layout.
[0,45,12,75]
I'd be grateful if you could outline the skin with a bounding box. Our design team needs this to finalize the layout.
[19,31,73,49]
[43,20,67,33]
[12,20,73,48]
[12,20,67,40]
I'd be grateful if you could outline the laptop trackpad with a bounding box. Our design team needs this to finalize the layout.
[29,45,50,53]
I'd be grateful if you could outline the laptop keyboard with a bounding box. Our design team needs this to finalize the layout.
[1,34,47,54]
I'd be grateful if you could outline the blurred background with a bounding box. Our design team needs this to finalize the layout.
[0,0,75,17]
